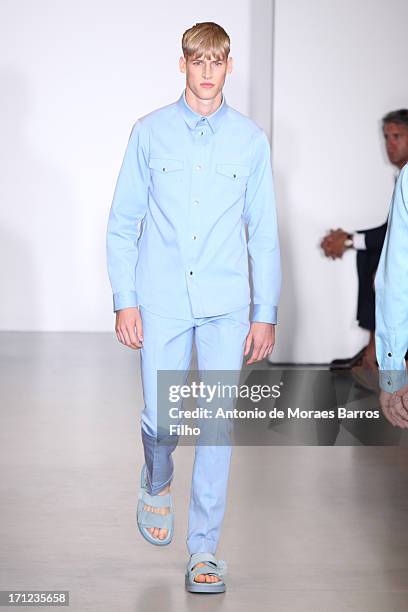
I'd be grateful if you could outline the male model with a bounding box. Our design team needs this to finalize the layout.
[375,162,408,427]
[106,21,281,593]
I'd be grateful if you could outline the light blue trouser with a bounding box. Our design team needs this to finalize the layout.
[138,303,250,554]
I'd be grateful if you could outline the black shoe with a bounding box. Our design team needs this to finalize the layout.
[329,346,367,371]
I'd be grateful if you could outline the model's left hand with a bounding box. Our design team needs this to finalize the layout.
[244,322,275,365]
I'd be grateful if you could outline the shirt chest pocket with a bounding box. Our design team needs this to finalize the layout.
[216,163,251,180]
[148,157,185,196]
[215,163,251,200]
[149,157,184,173]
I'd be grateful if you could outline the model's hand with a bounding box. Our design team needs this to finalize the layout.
[393,382,408,414]
[244,322,275,365]
[380,389,408,428]
[379,390,395,425]
[320,228,350,259]
[115,306,144,350]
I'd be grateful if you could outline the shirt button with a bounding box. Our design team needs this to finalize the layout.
[193,200,199,205]
[388,352,392,357]
[189,270,193,275]
[192,234,197,240]
[195,164,202,171]
[201,117,205,122]
[162,167,167,172]
[387,380,392,386]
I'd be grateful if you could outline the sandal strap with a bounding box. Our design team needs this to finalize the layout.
[187,553,228,577]
[190,565,220,580]
[190,562,227,580]
[138,507,173,529]
[188,552,216,569]
[139,489,171,508]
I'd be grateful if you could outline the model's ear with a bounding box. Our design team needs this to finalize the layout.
[179,56,186,73]
[227,56,233,74]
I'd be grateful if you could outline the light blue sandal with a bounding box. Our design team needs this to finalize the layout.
[185,552,228,593]
[136,463,174,546]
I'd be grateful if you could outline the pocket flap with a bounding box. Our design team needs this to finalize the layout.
[216,163,251,179]
[149,158,184,172]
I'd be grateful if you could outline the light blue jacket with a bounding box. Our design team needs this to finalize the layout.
[106,89,281,323]
[375,163,408,392]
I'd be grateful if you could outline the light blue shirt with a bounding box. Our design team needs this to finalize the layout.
[375,163,408,392]
[106,89,281,323]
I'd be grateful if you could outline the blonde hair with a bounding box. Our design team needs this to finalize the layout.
[182,22,230,61]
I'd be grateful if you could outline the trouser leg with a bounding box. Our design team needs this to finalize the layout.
[356,250,380,332]
[139,306,194,495]
[186,305,250,554]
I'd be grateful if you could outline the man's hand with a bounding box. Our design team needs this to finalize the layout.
[320,228,351,259]
[393,382,408,414]
[115,306,144,350]
[244,322,275,365]
[379,388,408,428]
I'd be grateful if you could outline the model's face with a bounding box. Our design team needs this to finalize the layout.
[383,122,408,168]
[179,52,232,101]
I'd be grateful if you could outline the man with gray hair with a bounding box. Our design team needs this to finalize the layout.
[321,109,408,388]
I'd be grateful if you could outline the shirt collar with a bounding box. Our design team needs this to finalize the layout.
[176,88,227,133]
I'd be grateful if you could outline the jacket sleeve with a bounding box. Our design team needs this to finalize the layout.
[375,164,408,392]
[106,120,150,312]
[243,129,281,324]
[356,222,388,251]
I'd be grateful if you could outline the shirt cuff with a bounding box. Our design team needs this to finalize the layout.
[352,232,366,250]
[113,290,139,312]
[379,369,408,393]
[251,304,277,324]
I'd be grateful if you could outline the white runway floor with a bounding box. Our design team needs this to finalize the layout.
[1,332,408,611]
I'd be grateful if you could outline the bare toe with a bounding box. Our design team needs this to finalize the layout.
[158,528,168,540]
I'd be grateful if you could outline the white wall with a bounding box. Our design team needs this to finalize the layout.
[272,0,408,362]
[0,0,265,331]
[3,0,406,364]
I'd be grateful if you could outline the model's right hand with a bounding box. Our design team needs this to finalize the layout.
[115,307,144,349]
